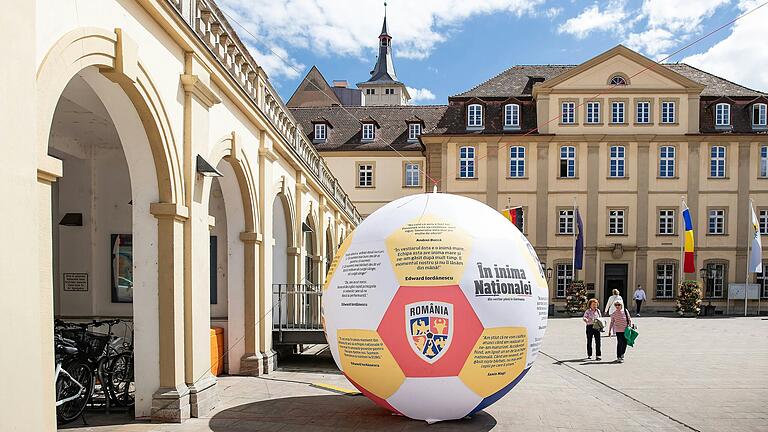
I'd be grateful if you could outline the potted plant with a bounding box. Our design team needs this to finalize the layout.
[676,280,702,317]
[565,280,587,317]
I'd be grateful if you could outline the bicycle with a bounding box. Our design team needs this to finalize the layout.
[54,334,94,425]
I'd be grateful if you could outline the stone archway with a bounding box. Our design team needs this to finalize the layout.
[37,28,184,419]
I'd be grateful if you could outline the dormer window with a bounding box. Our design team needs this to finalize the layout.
[362,123,375,141]
[314,123,327,141]
[504,104,520,129]
[408,123,421,141]
[467,104,483,128]
[753,103,767,129]
[609,75,628,86]
[715,103,731,128]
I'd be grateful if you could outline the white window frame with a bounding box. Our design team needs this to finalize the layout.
[362,123,375,141]
[608,209,625,235]
[314,123,326,141]
[504,103,520,128]
[509,146,525,178]
[658,209,675,235]
[357,164,373,188]
[715,103,731,127]
[385,88,395,95]
[753,103,768,128]
[459,146,475,178]
[710,145,726,178]
[408,123,421,141]
[586,101,600,124]
[467,104,483,128]
[611,101,625,124]
[760,146,768,177]
[560,145,576,178]
[708,209,726,235]
[636,101,650,124]
[656,262,676,299]
[404,162,420,187]
[558,209,574,235]
[609,75,627,86]
[758,262,768,299]
[759,209,768,236]
[561,102,575,124]
[659,145,676,178]
[556,263,573,298]
[661,101,676,124]
[609,145,625,178]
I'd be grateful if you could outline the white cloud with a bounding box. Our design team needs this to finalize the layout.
[545,7,563,19]
[407,87,437,104]
[682,0,768,92]
[249,46,304,81]
[624,0,731,57]
[217,0,545,77]
[557,1,628,39]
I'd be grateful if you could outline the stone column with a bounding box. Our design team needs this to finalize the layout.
[735,141,750,281]
[150,203,191,422]
[585,142,600,287]
[686,141,701,279]
[487,142,499,209]
[239,231,264,375]
[180,52,221,418]
[535,142,549,293]
[258,135,278,373]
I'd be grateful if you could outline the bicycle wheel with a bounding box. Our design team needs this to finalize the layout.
[105,352,135,407]
[56,360,94,425]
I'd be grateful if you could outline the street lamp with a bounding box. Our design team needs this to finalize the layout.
[546,267,554,281]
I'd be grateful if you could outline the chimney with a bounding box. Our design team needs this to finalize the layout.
[333,80,348,88]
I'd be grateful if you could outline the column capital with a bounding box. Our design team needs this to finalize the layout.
[180,74,221,109]
[150,202,189,221]
[258,147,278,162]
[239,231,263,244]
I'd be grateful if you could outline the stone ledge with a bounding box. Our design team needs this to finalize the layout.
[151,385,191,423]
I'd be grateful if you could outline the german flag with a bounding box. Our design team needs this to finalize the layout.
[501,207,524,231]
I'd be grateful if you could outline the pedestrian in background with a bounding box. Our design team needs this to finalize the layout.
[610,301,633,363]
[633,285,646,317]
[582,298,602,361]
[604,289,623,336]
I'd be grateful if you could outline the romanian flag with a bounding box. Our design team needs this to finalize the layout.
[682,203,695,273]
[502,207,524,231]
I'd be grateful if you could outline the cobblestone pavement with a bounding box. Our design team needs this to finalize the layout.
[60,317,768,432]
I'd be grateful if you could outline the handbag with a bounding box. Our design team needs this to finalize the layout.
[623,309,638,346]
[592,317,605,331]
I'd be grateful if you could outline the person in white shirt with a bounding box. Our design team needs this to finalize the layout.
[604,289,623,336]
[633,285,647,317]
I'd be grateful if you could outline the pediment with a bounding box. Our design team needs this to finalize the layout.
[534,45,704,95]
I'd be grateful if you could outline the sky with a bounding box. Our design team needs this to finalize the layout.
[216,0,768,104]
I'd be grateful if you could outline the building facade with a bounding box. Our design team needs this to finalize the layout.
[422,46,768,312]
[2,0,360,428]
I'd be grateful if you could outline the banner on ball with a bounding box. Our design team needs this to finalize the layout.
[323,193,549,423]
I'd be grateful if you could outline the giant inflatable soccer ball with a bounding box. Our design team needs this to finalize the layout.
[323,193,548,423]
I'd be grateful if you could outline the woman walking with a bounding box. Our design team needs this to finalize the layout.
[604,289,623,336]
[582,298,601,361]
[610,301,633,363]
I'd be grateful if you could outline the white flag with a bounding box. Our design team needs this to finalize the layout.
[749,202,763,273]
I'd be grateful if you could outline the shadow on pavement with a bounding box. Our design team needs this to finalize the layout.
[209,394,498,431]
[58,409,143,430]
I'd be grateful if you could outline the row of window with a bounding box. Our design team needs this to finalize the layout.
[364,88,397,95]
[357,162,422,188]
[555,101,767,128]
[555,207,768,236]
[455,144,768,179]
[553,261,768,300]
[314,122,422,143]
[467,103,522,129]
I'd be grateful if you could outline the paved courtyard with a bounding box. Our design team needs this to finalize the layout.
[61,317,768,432]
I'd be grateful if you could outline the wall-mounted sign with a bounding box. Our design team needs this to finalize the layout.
[63,273,88,292]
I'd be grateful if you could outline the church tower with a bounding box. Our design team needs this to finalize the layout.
[357,4,410,106]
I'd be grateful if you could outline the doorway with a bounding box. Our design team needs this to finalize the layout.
[604,264,629,303]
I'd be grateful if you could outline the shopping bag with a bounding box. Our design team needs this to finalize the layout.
[624,326,639,346]
[593,317,608,332]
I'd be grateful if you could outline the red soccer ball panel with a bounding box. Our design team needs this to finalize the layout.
[377,285,483,377]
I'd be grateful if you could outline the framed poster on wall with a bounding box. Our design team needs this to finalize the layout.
[111,234,133,303]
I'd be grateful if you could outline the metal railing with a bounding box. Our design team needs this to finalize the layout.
[273,284,323,335]
[164,0,362,225]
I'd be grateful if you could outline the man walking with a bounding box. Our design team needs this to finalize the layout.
[632,285,646,317]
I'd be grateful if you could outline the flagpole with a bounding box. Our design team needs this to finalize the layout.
[745,198,753,317]
[573,197,577,282]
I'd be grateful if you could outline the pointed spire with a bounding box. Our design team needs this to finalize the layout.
[380,2,390,37]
